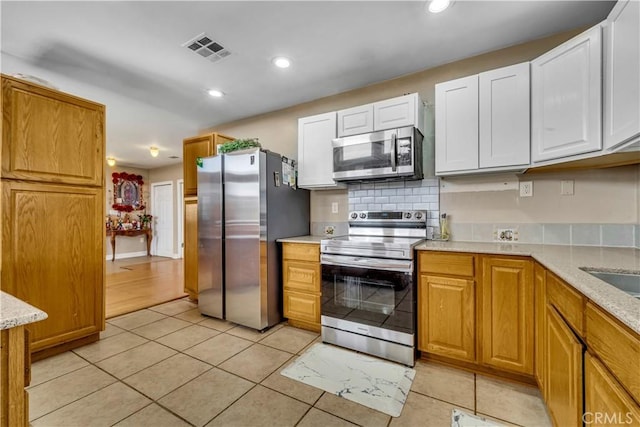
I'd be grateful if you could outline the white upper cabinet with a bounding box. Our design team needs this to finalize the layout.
[337,93,425,137]
[435,75,479,174]
[297,112,342,189]
[337,104,374,137]
[373,93,424,134]
[603,0,640,150]
[531,25,602,163]
[479,62,531,169]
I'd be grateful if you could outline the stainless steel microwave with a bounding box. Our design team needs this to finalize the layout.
[332,126,423,182]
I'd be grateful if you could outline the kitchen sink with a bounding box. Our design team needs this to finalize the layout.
[581,269,640,299]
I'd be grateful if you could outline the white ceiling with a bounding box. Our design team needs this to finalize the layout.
[1,1,615,169]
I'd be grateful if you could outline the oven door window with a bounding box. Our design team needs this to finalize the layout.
[321,264,414,334]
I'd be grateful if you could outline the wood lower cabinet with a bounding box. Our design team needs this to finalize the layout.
[282,242,321,332]
[418,274,475,361]
[480,256,534,375]
[183,197,198,299]
[534,263,547,396]
[545,305,584,427]
[0,326,29,427]
[585,353,640,426]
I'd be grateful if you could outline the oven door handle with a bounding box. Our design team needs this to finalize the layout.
[321,254,413,273]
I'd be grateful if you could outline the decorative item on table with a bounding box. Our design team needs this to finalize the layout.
[111,172,145,212]
[139,212,153,229]
[105,215,112,230]
[216,138,261,154]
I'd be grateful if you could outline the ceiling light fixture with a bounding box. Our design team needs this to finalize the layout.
[208,89,224,97]
[106,156,116,167]
[149,146,159,158]
[272,57,291,69]
[428,0,452,13]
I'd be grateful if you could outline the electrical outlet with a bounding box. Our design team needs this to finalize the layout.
[561,180,574,196]
[331,202,339,214]
[519,181,533,197]
[494,228,519,242]
[139,237,145,243]
[324,226,335,236]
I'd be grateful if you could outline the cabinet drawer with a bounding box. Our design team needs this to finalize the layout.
[419,252,475,277]
[586,302,640,404]
[546,273,585,336]
[283,243,319,262]
[284,291,320,325]
[283,260,320,293]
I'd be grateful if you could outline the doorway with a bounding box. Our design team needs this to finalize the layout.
[151,181,174,258]
[177,179,184,259]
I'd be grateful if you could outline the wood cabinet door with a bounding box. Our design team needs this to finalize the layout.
[534,263,547,396]
[418,274,475,361]
[604,0,640,150]
[183,135,214,196]
[435,75,479,173]
[480,257,534,374]
[545,305,583,427]
[1,181,104,352]
[337,104,374,137]
[283,260,320,293]
[585,353,640,426]
[183,198,198,298]
[531,25,602,163]
[284,290,320,325]
[297,112,339,189]
[478,62,530,169]
[1,76,104,186]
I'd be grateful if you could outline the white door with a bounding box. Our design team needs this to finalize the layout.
[531,24,602,163]
[479,62,530,169]
[177,179,184,259]
[151,182,174,258]
[435,75,479,174]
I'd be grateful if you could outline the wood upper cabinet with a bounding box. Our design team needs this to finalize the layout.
[585,352,640,426]
[183,133,233,196]
[1,181,104,352]
[297,112,341,189]
[1,75,104,187]
[183,197,198,299]
[534,263,547,396]
[480,256,534,375]
[603,0,640,150]
[531,25,602,163]
[282,242,321,332]
[418,274,475,362]
[545,305,584,427]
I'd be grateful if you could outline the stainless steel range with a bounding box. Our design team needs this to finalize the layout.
[320,211,427,366]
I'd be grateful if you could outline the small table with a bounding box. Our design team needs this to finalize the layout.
[108,228,153,262]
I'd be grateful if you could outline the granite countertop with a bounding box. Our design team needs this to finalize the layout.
[277,235,325,244]
[0,291,48,330]
[416,241,640,335]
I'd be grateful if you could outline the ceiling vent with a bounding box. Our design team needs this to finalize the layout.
[182,33,231,63]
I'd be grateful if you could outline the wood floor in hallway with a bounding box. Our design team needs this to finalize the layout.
[106,256,188,319]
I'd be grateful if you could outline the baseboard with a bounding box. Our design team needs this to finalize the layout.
[172,253,183,259]
[105,251,149,261]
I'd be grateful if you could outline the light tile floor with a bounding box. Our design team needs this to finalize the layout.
[28,298,553,427]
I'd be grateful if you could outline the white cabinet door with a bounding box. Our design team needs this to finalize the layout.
[373,93,420,132]
[337,104,374,137]
[479,62,530,168]
[604,0,640,150]
[297,112,340,189]
[435,75,479,173]
[531,25,602,163]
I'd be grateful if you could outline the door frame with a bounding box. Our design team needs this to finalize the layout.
[176,179,184,259]
[150,181,174,257]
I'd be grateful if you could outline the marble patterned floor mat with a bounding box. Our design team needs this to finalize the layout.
[281,343,415,417]
[451,409,506,427]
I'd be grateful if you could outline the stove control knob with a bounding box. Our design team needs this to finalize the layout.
[350,212,358,220]
[404,212,412,219]
[415,212,423,219]
[360,213,366,219]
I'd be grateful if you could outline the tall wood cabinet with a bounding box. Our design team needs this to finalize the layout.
[1,75,105,357]
[182,132,233,299]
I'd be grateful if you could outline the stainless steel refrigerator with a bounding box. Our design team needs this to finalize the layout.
[197,148,310,330]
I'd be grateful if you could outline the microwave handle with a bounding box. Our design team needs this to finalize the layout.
[391,133,397,171]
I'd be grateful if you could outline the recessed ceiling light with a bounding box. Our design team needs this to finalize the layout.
[208,89,224,97]
[149,146,159,157]
[272,57,291,69]
[428,0,452,13]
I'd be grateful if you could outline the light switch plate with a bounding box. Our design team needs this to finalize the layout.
[561,180,574,196]
[331,202,339,214]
